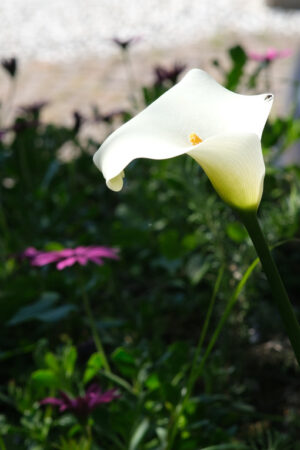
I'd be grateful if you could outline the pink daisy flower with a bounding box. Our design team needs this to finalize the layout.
[40,384,119,418]
[22,246,119,270]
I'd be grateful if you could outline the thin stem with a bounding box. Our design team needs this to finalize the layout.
[0,435,6,450]
[194,257,259,377]
[0,199,10,254]
[166,265,224,449]
[100,369,136,395]
[187,264,225,393]
[165,257,260,450]
[82,289,111,373]
[240,211,300,366]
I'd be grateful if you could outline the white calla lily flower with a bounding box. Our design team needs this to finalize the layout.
[93,69,273,211]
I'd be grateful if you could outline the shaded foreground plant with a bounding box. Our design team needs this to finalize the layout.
[1,46,300,449]
[92,67,300,447]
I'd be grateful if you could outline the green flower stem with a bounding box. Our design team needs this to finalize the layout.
[81,289,111,373]
[100,369,136,395]
[0,435,6,450]
[166,265,224,449]
[186,265,225,395]
[166,257,261,450]
[240,211,300,366]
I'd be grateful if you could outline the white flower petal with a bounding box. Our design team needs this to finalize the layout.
[93,68,273,210]
[187,133,265,211]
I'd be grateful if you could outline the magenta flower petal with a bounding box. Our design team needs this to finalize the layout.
[56,257,77,270]
[89,256,104,266]
[22,245,119,270]
[98,388,120,403]
[40,385,119,419]
[248,48,292,62]
[59,391,77,411]
[31,253,62,266]
[85,383,102,395]
[88,247,119,259]
[76,256,88,266]
[23,247,40,258]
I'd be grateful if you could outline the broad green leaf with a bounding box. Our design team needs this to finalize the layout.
[112,347,135,365]
[31,369,58,388]
[7,292,59,325]
[37,304,77,323]
[111,347,136,378]
[83,352,104,384]
[44,352,59,372]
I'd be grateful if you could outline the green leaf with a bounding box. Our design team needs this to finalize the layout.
[63,346,77,377]
[112,347,135,365]
[129,418,150,450]
[31,369,58,388]
[44,241,65,251]
[45,352,59,372]
[83,352,104,384]
[145,373,161,391]
[226,222,248,243]
[37,304,77,323]
[226,45,247,91]
[111,347,136,378]
[7,292,76,325]
[158,229,182,259]
[7,292,59,325]
[41,160,61,190]
[185,255,210,285]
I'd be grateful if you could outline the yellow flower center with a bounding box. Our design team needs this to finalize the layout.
[189,133,202,146]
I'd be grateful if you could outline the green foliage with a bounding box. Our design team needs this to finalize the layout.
[225,45,248,91]
[0,43,300,449]
[8,292,76,325]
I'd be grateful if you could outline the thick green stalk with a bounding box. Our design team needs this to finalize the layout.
[240,211,300,366]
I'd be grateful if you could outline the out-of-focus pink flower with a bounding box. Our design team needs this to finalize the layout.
[22,246,119,270]
[248,48,292,62]
[23,247,40,258]
[40,384,119,418]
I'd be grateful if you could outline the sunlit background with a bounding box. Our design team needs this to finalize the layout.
[0,0,299,122]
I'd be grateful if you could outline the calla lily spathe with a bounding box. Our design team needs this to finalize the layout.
[93,69,273,211]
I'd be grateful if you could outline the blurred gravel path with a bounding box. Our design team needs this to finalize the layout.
[0,0,298,128]
[0,0,300,61]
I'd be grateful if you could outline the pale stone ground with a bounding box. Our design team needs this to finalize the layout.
[0,0,299,134]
